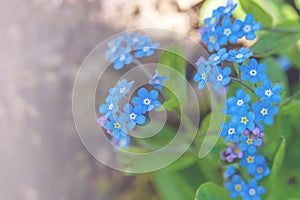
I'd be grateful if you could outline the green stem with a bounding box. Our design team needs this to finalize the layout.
[279,90,300,108]
[261,27,300,34]
[230,77,255,94]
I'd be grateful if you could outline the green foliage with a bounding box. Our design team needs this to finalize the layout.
[157,45,186,112]
[239,0,273,27]
[195,182,230,200]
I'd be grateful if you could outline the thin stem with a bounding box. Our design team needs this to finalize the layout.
[133,59,153,79]
[261,27,300,34]
[279,90,300,108]
[230,77,255,94]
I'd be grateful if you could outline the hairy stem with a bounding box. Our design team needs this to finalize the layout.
[230,77,255,94]
[280,90,300,108]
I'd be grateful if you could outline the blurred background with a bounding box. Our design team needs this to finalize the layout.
[0,0,203,199]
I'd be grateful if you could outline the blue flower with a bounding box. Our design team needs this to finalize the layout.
[225,89,252,114]
[240,14,262,40]
[247,158,270,180]
[240,135,263,154]
[224,165,236,179]
[134,35,159,58]
[115,132,130,148]
[204,9,221,28]
[252,101,278,125]
[110,79,135,100]
[201,31,221,52]
[105,35,125,61]
[225,175,247,198]
[241,58,266,84]
[99,95,119,118]
[132,88,161,112]
[216,18,242,44]
[211,66,231,90]
[194,64,211,90]
[112,46,133,70]
[230,108,255,133]
[227,47,253,63]
[149,70,168,90]
[240,153,265,172]
[217,0,238,17]
[243,179,266,200]
[220,122,242,143]
[208,48,228,65]
[254,79,282,104]
[120,103,146,130]
[104,115,126,139]
[277,56,291,71]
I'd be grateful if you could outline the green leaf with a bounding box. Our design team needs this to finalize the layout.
[251,20,300,57]
[267,137,286,200]
[153,170,195,200]
[158,45,187,111]
[195,182,230,200]
[239,0,273,27]
[295,0,300,11]
[262,57,288,86]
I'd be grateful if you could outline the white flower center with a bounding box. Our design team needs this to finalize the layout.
[237,99,244,106]
[228,128,235,135]
[108,103,113,110]
[261,108,268,116]
[249,188,256,196]
[120,87,126,93]
[213,56,220,61]
[265,89,273,97]
[250,70,257,76]
[154,79,160,84]
[111,46,117,53]
[119,54,126,61]
[217,74,223,81]
[130,113,136,120]
[144,98,151,105]
[119,138,127,147]
[244,25,251,33]
[133,38,139,43]
[236,53,243,59]
[143,46,150,52]
[224,28,231,36]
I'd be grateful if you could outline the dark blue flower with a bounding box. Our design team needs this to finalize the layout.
[149,70,168,90]
[225,175,247,198]
[99,95,119,118]
[211,66,231,90]
[241,58,266,84]
[227,47,253,63]
[204,9,221,28]
[240,153,265,172]
[252,100,278,125]
[225,89,252,114]
[240,135,263,154]
[254,79,282,104]
[132,88,161,112]
[208,48,228,65]
[240,14,262,40]
[220,122,242,143]
[243,179,266,200]
[120,103,146,130]
[230,107,255,133]
[216,18,242,45]
[217,0,238,17]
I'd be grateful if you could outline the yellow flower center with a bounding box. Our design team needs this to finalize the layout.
[201,72,206,79]
[241,116,249,124]
[247,156,254,163]
[211,18,216,24]
[234,148,240,154]
[235,184,242,191]
[114,123,121,129]
[257,167,263,173]
[246,138,253,145]
[210,36,216,43]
